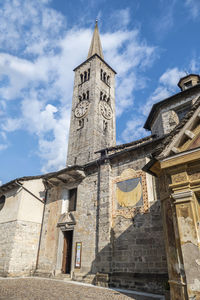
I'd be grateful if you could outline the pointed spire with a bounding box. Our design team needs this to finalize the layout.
[87,20,104,60]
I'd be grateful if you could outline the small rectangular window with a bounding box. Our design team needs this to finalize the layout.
[68,188,77,212]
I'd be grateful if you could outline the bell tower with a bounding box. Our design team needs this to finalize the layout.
[67,21,116,166]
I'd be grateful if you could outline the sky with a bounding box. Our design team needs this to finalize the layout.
[0,0,200,185]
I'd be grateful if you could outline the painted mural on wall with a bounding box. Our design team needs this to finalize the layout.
[112,168,148,219]
[116,177,143,208]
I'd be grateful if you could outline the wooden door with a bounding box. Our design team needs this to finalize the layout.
[62,230,73,274]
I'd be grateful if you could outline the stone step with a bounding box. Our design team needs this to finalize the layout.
[54,274,71,281]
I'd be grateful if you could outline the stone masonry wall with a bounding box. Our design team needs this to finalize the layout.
[109,155,168,293]
[36,186,62,275]
[67,55,116,166]
[0,220,41,276]
[151,90,200,137]
[0,221,15,276]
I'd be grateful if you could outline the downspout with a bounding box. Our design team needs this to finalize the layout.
[35,179,49,272]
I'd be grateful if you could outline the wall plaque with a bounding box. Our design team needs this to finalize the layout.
[75,242,82,268]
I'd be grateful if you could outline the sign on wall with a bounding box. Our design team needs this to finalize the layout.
[75,242,82,268]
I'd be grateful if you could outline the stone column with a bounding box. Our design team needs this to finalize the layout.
[171,190,200,299]
[159,178,188,299]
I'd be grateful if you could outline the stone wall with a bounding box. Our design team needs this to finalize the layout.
[110,157,167,293]
[36,186,62,275]
[151,90,200,137]
[0,221,15,276]
[0,220,41,276]
[67,55,116,166]
[79,151,168,293]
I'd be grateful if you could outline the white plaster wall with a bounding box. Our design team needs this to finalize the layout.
[145,167,156,203]
[61,189,69,213]
[17,179,45,224]
[0,187,22,224]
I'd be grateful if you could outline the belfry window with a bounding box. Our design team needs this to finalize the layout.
[80,74,83,83]
[103,72,106,82]
[83,93,86,100]
[88,69,90,80]
[103,120,107,133]
[84,71,87,81]
[86,91,89,99]
[100,69,103,80]
[78,119,84,129]
[100,91,103,100]
[107,76,110,85]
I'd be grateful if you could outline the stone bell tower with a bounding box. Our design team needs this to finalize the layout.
[67,21,116,166]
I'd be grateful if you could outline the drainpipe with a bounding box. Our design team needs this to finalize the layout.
[35,179,49,273]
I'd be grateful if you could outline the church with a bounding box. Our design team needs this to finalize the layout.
[0,22,200,300]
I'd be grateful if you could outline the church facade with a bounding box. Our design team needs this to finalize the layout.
[0,22,200,300]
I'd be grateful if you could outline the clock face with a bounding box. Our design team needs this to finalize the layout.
[74,100,89,118]
[99,101,112,120]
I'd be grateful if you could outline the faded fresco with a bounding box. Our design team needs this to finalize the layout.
[116,177,143,208]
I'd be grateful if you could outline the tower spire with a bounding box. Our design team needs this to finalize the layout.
[87,20,104,60]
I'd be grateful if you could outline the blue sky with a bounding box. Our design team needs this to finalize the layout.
[0,0,200,184]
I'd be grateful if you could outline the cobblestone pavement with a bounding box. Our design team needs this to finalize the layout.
[0,278,164,300]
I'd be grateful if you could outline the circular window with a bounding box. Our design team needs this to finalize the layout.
[0,195,5,211]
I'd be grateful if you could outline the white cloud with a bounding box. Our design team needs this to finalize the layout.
[154,0,176,37]
[0,0,156,172]
[0,144,8,151]
[121,117,147,142]
[111,8,130,29]
[143,67,185,116]
[189,57,200,72]
[185,0,200,19]
[122,66,186,141]
[0,180,2,186]
[159,68,185,88]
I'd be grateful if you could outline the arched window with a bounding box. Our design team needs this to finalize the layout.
[86,91,89,99]
[79,95,82,102]
[83,93,86,100]
[84,71,87,81]
[78,119,84,129]
[107,97,110,103]
[100,91,103,100]
[107,76,110,85]
[103,72,106,82]
[88,69,90,80]
[103,120,107,132]
[103,94,107,101]
[80,74,83,83]
[0,195,5,211]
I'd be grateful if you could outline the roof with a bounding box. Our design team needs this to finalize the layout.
[144,83,200,130]
[150,95,200,158]
[0,165,85,194]
[73,53,117,74]
[87,21,104,60]
[96,134,156,154]
[177,74,200,88]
